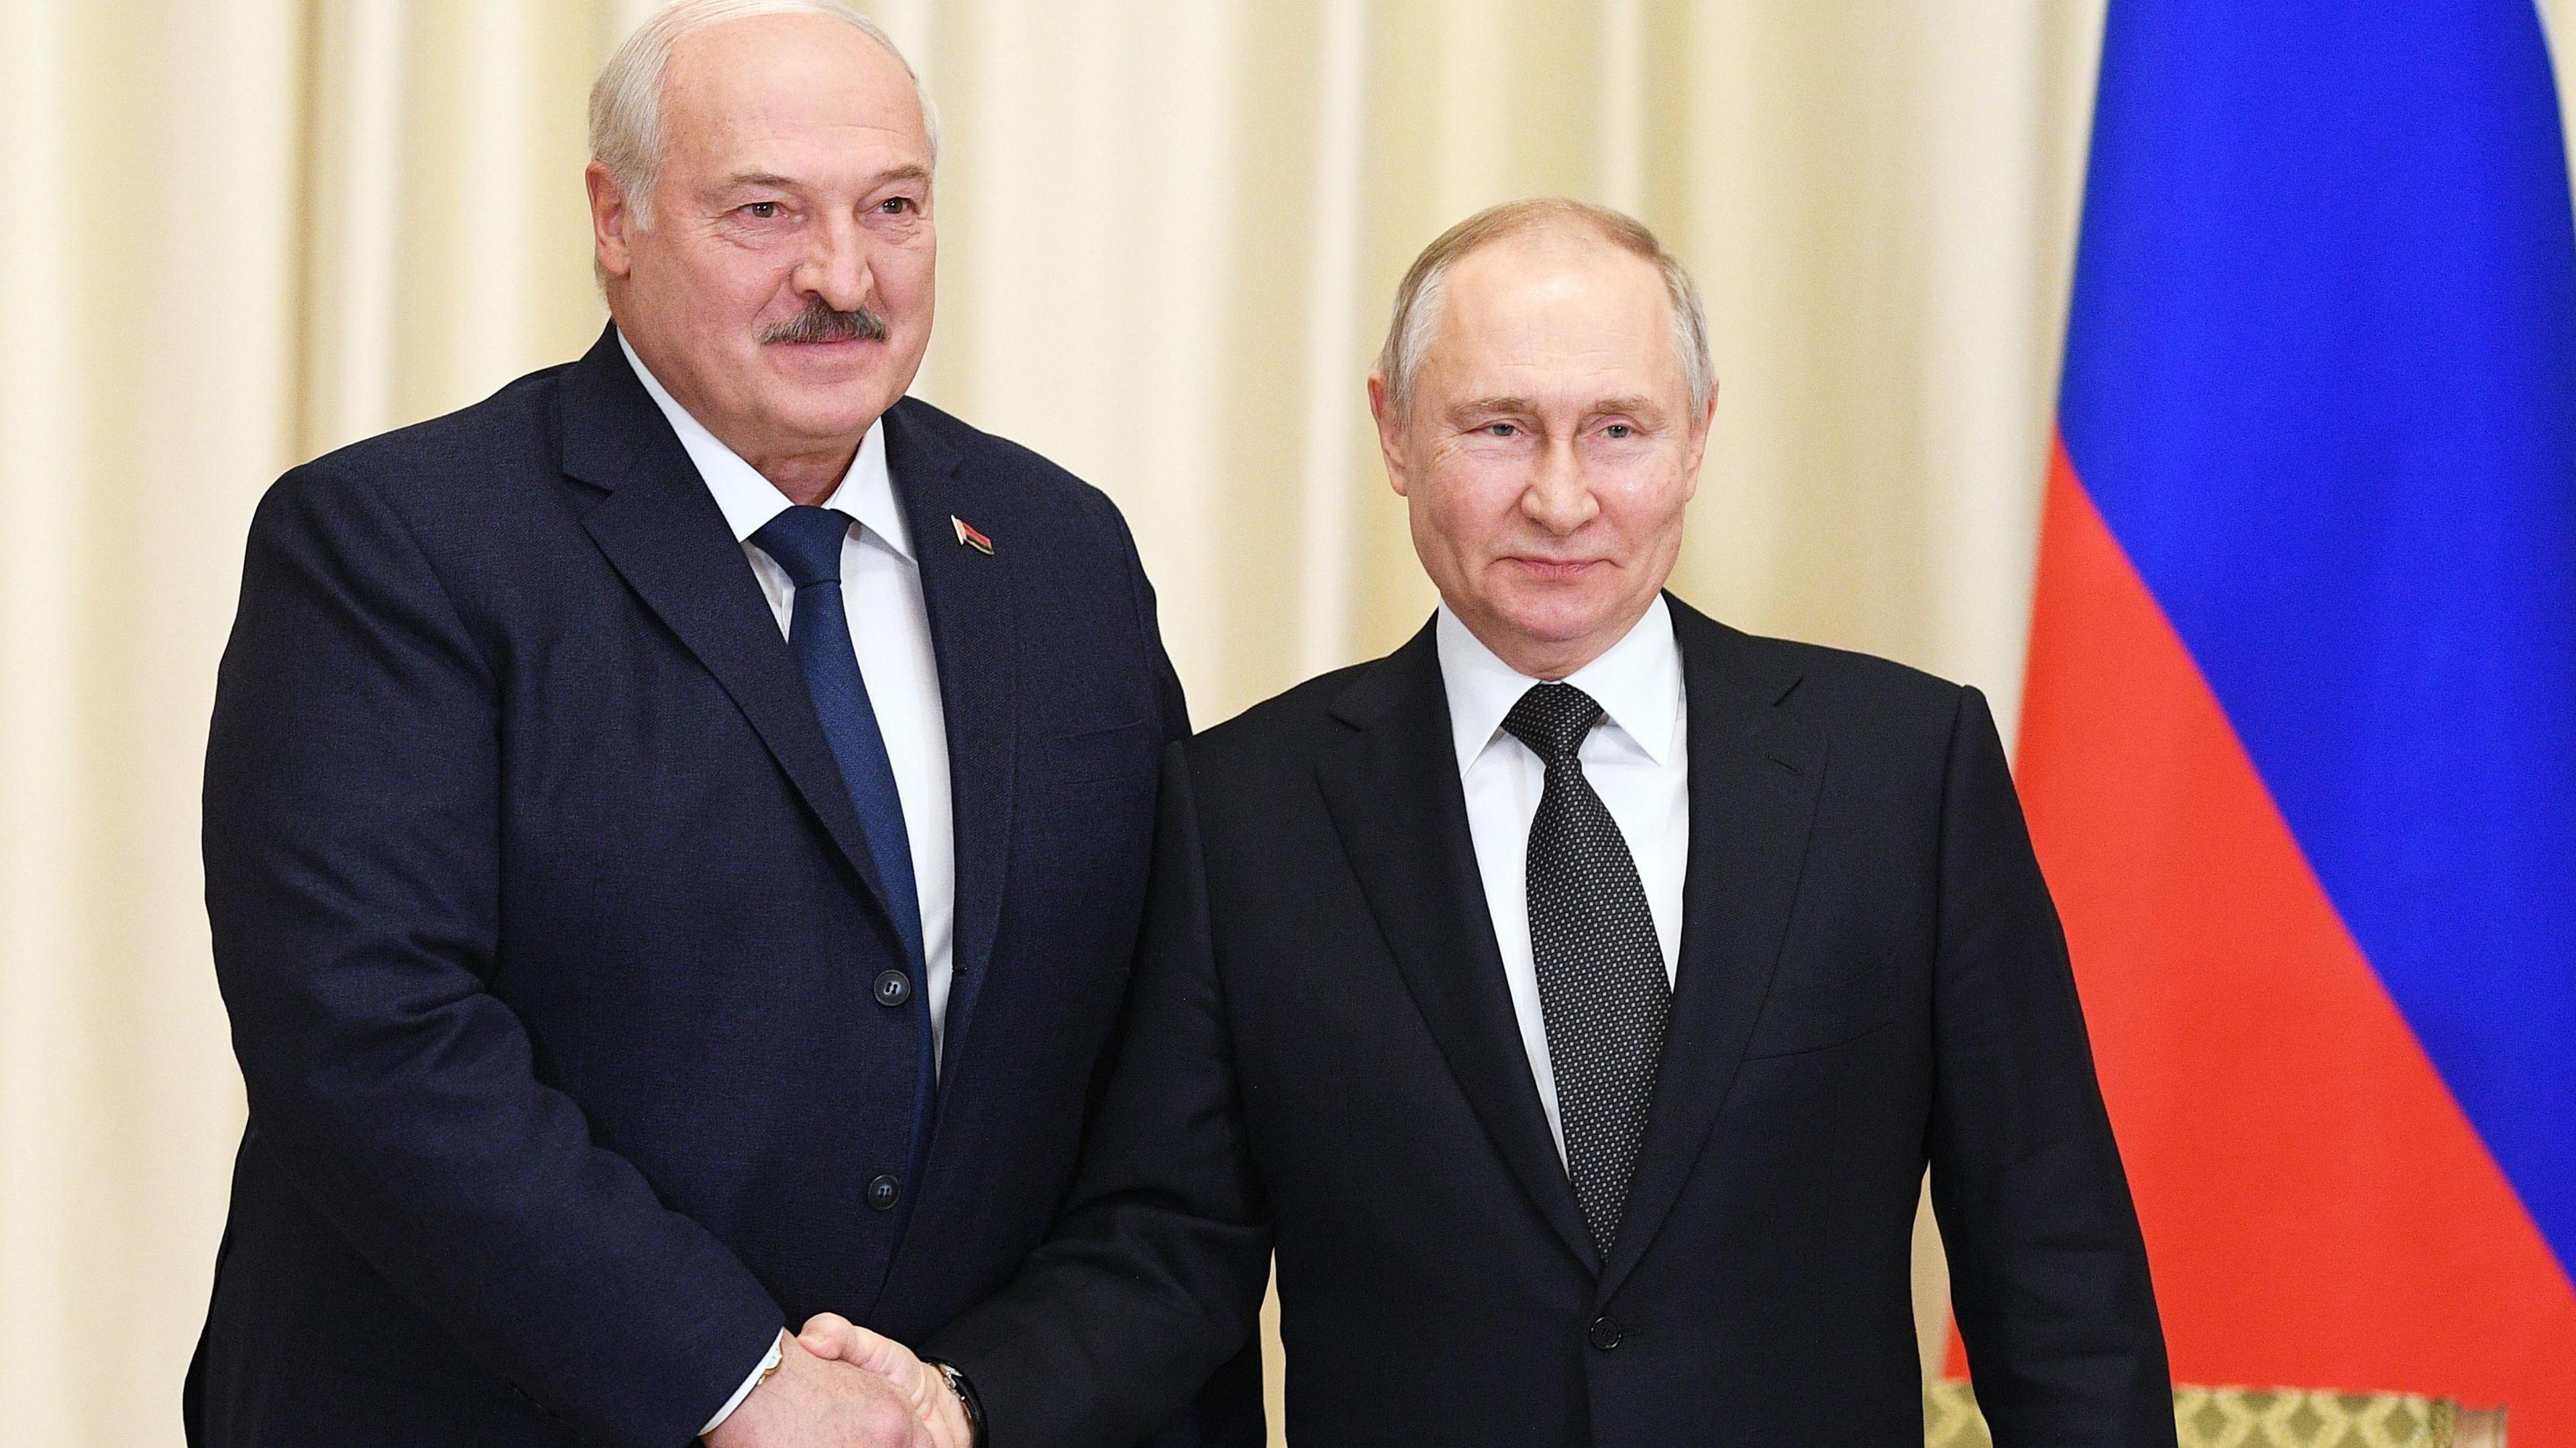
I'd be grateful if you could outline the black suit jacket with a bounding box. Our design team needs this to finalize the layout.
[929,600,2173,1446]
[189,327,1260,1448]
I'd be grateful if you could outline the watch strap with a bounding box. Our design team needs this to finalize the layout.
[919,1357,987,1447]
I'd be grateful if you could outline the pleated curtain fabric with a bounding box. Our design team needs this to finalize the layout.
[0,0,2204,1439]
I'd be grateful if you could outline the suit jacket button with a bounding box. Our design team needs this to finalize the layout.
[873,969,913,1008]
[1587,1317,1623,1351]
[867,1174,902,1211]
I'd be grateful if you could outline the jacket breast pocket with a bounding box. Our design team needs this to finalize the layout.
[1742,950,1902,1058]
[1032,716,1161,788]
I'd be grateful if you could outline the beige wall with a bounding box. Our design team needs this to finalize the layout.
[0,2,2140,1441]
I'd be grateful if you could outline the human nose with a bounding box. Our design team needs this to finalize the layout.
[1520,436,1599,535]
[792,210,875,313]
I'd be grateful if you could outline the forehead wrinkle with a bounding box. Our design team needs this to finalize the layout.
[688,103,924,153]
[1409,237,1690,429]
[1438,321,1685,416]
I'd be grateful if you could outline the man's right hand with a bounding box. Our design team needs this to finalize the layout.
[798,1314,973,1448]
[704,1331,930,1448]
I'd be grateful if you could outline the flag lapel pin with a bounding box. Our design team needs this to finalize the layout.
[951,515,995,555]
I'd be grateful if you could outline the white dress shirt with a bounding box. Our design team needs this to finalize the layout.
[621,336,954,1434]
[1437,596,1690,1165]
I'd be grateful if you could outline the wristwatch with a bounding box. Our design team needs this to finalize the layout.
[919,1357,988,1447]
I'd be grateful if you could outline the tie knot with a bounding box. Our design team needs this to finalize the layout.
[1503,681,1603,764]
[749,506,854,588]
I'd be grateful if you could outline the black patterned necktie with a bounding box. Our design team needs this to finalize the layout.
[1503,681,1672,1262]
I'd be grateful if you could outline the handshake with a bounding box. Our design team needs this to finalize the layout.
[704,1317,975,1448]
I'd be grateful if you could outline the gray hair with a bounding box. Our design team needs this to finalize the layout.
[1378,198,1714,419]
[590,0,939,231]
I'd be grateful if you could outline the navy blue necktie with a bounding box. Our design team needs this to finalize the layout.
[749,506,935,1119]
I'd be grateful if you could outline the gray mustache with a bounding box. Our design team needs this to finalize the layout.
[761,300,891,345]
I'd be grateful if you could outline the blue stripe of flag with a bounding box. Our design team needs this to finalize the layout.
[2057,0,2576,1277]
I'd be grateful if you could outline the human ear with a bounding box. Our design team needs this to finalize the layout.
[586,162,636,280]
[1368,372,1413,498]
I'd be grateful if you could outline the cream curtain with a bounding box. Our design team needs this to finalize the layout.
[1,1,2152,1441]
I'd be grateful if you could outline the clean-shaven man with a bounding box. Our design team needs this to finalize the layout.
[186,3,1258,1445]
[812,199,2175,1446]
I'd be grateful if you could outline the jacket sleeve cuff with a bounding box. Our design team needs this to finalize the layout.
[698,1329,786,1437]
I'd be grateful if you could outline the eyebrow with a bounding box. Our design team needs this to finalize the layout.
[721,166,932,192]
[716,164,932,192]
[1448,394,1668,420]
[1590,394,1664,418]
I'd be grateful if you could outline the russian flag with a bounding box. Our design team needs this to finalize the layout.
[1980,0,2576,1435]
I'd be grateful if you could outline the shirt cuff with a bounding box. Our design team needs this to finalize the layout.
[700,1330,787,1437]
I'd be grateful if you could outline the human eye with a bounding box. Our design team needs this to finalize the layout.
[1481,421,1520,438]
[1601,423,1633,439]
[877,195,916,215]
[742,201,783,220]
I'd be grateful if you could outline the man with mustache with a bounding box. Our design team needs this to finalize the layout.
[810,199,2175,1445]
[767,297,892,345]
[186,3,1257,1445]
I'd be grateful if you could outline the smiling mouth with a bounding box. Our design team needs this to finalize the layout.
[1505,557,1602,579]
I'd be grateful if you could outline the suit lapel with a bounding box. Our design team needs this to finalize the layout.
[1317,624,1598,1271]
[559,325,909,960]
[1599,598,1825,1300]
[881,400,1018,1082]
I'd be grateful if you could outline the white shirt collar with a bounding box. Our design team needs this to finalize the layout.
[1436,594,1683,776]
[619,329,912,561]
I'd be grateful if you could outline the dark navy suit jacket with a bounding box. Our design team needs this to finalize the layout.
[188,326,1263,1447]
[928,604,2171,1446]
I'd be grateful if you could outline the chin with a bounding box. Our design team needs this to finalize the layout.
[767,386,898,440]
[1495,581,1631,645]
[769,349,918,428]
[1477,607,1607,663]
